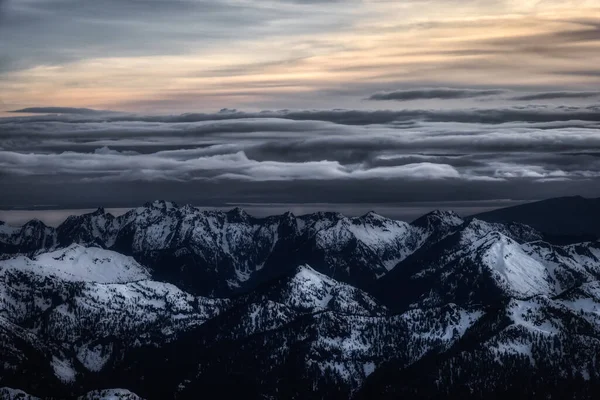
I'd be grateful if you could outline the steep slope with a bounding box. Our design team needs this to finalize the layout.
[297,211,428,277]
[0,316,64,397]
[411,210,465,242]
[56,208,121,248]
[358,280,600,400]
[0,219,56,256]
[376,217,598,310]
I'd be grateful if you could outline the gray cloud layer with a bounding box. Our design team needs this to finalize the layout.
[368,88,506,101]
[367,88,600,103]
[2,103,600,208]
[10,104,600,125]
[11,107,116,115]
[511,91,600,101]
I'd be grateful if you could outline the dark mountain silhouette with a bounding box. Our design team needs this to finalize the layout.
[473,196,600,240]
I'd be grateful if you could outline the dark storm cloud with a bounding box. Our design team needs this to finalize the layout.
[7,104,600,126]
[2,104,600,208]
[368,88,507,101]
[511,92,600,101]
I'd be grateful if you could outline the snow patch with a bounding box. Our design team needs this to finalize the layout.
[78,389,143,400]
[51,356,76,383]
[77,343,112,372]
[363,362,376,377]
[476,233,552,297]
[0,387,41,400]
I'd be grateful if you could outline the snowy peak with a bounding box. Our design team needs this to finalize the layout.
[0,218,56,254]
[358,211,386,223]
[57,209,119,248]
[292,264,332,282]
[91,207,106,216]
[22,218,48,229]
[412,209,464,230]
[377,213,599,310]
[226,207,250,221]
[302,212,426,275]
[460,218,543,245]
[0,244,150,283]
[264,265,386,316]
[471,232,553,298]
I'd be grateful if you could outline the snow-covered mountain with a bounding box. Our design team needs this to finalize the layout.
[1,202,600,399]
[377,217,600,310]
[0,201,434,296]
[0,244,150,283]
[0,244,228,398]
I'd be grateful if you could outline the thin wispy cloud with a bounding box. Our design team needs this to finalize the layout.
[368,88,507,101]
[511,91,600,101]
[10,107,117,115]
[1,1,599,113]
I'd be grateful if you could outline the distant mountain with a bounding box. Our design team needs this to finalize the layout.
[1,201,600,399]
[474,196,600,240]
[0,201,431,297]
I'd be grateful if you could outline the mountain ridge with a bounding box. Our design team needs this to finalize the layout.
[1,200,600,398]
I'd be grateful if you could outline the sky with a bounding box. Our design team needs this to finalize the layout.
[0,0,599,216]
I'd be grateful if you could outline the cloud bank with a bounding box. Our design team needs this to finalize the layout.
[2,104,600,208]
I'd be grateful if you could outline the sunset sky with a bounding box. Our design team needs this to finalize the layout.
[1,0,599,113]
[0,1,599,216]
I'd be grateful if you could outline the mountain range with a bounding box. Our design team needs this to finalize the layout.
[0,197,599,399]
